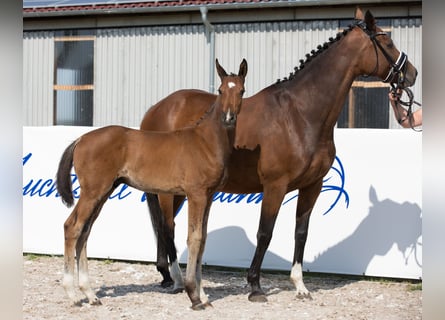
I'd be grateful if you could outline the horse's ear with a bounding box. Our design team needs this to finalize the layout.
[354,6,364,20]
[216,58,228,79]
[238,58,248,80]
[369,185,378,205]
[364,10,376,32]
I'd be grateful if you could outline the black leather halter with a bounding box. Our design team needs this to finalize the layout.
[354,20,408,84]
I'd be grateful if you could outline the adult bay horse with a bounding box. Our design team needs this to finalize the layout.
[56,59,248,310]
[141,8,417,302]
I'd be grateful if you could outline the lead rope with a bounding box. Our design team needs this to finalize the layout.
[390,84,422,132]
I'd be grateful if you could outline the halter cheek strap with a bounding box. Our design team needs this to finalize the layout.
[383,51,408,83]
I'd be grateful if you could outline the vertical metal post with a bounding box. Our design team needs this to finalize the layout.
[200,6,215,93]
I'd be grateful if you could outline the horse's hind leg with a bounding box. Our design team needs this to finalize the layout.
[247,182,287,303]
[290,179,322,299]
[76,200,106,305]
[63,197,101,306]
[63,204,81,305]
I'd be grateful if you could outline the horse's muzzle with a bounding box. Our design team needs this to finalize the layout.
[222,111,237,128]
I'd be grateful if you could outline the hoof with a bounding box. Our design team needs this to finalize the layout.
[296,292,313,300]
[171,287,184,294]
[72,300,83,307]
[248,291,268,303]
[89,298,102,305]
[191,301,213,311]
[161,279,174,288]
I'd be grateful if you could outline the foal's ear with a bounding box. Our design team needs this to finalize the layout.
[216,58,228,79]
[238,58,248,80]
[364,10,376,32]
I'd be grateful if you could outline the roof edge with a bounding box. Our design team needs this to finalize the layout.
[23,0,421,18]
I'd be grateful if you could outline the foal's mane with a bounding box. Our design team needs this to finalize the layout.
[275,21,360,84]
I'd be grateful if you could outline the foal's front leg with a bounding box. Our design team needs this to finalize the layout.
[184,194,212,310]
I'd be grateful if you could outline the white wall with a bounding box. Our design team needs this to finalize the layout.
[23,126,422,279]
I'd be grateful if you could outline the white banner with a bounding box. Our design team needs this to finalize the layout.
[23,126,422,279]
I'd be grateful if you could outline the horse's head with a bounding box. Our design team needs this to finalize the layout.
[353,7,417,88]
[215,58,248,128]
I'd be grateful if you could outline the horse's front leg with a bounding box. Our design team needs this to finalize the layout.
[159,193,186,293]
[184,193,212,310]
[145,192,174,288]
[247,182,287,303]
[290,179,323,299]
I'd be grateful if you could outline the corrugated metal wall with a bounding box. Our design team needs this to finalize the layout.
[23,17,422,128]
[95,25,209,126]
[214,20,338,94]
[23,31,54,126]
[94,20,338,127]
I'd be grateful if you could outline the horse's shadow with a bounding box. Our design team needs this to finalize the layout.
[95,282,171,300]
[304,185,422,275]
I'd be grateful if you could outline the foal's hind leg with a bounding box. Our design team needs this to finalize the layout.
[63,197,102,306]
[75,200,106,305]
[63,204,81,305]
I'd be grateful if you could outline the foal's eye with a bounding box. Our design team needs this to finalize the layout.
[218,89,222,95]
[240,89,245,96]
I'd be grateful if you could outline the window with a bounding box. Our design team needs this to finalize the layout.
[337,20,392,128]
[338,76,390,128]
[54,30,95,126]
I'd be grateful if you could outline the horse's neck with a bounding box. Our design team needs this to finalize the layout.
[284,37,361,132]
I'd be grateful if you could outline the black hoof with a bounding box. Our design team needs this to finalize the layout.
[160,279,174,288]
[248,291,268,303]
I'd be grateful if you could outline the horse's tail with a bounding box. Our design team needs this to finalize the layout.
[56,140,78,208]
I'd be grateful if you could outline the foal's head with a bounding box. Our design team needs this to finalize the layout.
[215,58,248,128]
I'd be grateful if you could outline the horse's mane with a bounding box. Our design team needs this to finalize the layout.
[275,21,359,84]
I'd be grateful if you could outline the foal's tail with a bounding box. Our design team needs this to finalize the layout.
[56,140,77,208]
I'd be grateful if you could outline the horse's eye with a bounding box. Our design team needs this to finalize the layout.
[240,89,245,96]
[218,89,222,95]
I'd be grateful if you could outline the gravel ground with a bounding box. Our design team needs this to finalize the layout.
[23,255,421,320]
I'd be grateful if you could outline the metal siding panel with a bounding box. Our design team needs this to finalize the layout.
[23,31,54,126]
[95,25,207,127]
[214,20,338,98]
